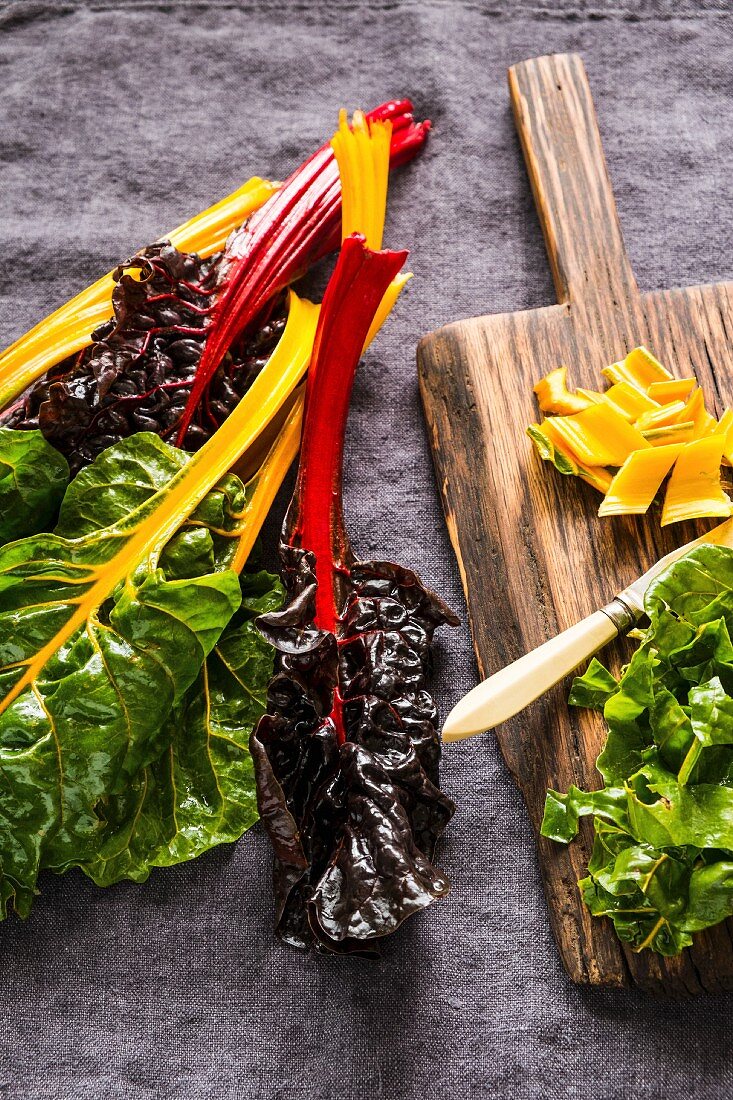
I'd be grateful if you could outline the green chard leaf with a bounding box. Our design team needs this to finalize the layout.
[568,658,618,711]
[626,761,733,850]
[0,428,69,544]
[55,432,187,536]
[0,434,281,918]
[577,822,696,955]
[597,643,657,784]
[645,546,733,628]
[541,785,629,843]
[55,431,246,573]
[683,861,733,933]
[76,569,282,886]
[544,543,733,956]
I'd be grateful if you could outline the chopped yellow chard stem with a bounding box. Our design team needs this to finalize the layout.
[0,176,277,412]
[718,409,733,465]
[546,403,650,468]
[531,345,733,523]
[533,367,591,415]
[601,382,659,422]
[599,444,684,516]
[718,408,733,433]
[575,388,606,406]
[671,387,719,439]
[661,434,732,526]
[0,290,319,718]
[647,377,697,404]
[642,421,696,447]
[528,422,612,493]
[635,400,688,432]
[602,346,673,391]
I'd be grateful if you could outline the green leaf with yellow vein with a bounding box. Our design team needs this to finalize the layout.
[0,433,280,917]
[0,290,318,918]
[0,532,241,917]
[77,569,282,885]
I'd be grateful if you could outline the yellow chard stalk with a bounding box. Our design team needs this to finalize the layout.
[331,108,412,329]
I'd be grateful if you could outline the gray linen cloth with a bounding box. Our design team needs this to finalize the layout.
[1,0,733,1096]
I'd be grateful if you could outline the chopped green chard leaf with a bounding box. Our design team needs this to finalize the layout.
[568,658,618,711]
[541,544,733,955]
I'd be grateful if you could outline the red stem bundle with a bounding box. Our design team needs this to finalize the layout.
[174,100,429,445]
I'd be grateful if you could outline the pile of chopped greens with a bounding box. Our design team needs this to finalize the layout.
[542,544,733,955]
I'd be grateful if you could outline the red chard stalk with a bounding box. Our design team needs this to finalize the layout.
[251,235,457,954]
[174,100,430,444]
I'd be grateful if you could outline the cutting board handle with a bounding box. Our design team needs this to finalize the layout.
[509,53,638,308]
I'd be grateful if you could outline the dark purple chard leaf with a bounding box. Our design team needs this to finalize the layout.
[2,243,286,473]
[251,236,457,954]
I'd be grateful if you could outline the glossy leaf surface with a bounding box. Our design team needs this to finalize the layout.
[0,434,281,917]
[0,428,69,542]
[251,237,457,954]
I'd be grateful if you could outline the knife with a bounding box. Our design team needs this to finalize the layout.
[442,517,733,743]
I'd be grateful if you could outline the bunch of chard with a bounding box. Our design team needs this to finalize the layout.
[0,102,431,922]
[251,114,457,955]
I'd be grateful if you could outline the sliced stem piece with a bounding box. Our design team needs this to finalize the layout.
[599,443,684,516]
[661,435,732,526]
[647,378,697,404]
[534,366,591,415]
[545,403,650,468]
[602,346,673,391]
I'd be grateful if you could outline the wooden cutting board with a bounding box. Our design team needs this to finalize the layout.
[418,52,733,996]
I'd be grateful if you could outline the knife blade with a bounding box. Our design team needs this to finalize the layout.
[442,517,733,743]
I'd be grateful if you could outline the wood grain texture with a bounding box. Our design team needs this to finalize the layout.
[418,52,733,995]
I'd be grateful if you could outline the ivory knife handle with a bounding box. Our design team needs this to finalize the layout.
[442,606,630,743]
